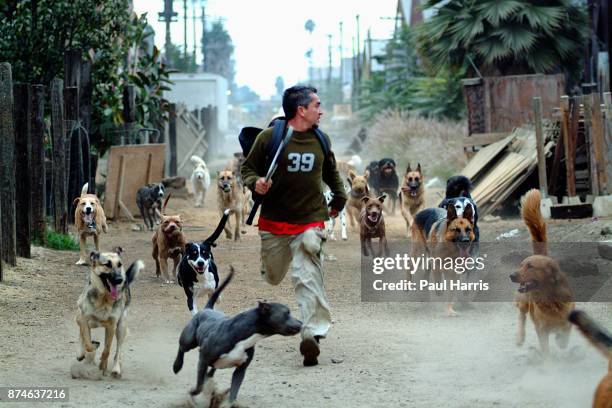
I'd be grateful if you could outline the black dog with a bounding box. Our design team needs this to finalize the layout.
[366,161,381,195]
[438,175,479,241]
[136,182,165,230]
[177,209,229,316]
[173,267,302,406]
[377,158,399,214]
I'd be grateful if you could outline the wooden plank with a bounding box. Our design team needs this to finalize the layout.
[51,78,67,234]
[533,97,548,197]
[30,85,46,245]
[568,96,579,195]
[463,132,510,148]
[0,62,16,269]
[168,103,177,177]
[583,95,599,196]
[591,93,608,194]
[103,144,165,219]
[461,133,516,180]
[560,96,576,197]
[13,83,32,258]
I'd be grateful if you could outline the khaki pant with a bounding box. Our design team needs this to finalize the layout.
[259,227,331,340]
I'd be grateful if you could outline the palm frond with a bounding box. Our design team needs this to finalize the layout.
[476,0,523,26]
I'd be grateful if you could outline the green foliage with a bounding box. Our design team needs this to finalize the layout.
[34,231,79,251]
[0,3,174,156]
[417,0,588,83]
[358,26,465,121]
[164,42,198,73]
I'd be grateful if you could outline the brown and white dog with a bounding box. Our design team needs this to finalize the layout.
[510,189,574,356]
[217,169,249,241]
[360,195,389,257]
[74,183,108,265]
[152,195,186,283]
[411,202,476,316]
[346,169,370,232]
[75,247,144,378]
[568,310,612,408]
[399,163,425,236]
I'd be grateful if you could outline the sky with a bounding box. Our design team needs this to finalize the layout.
[132,0,398,100]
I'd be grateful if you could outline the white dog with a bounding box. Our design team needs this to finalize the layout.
[190,156,211,208]
[324,188,348,241]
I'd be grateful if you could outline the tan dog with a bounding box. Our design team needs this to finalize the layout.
[152,196,186,283]
[360,195,389,257]
[411,202,476,316]
[510,189,574,356]
[217,170,248,241]
[75,248,144,378]
[569,310,612,408]
[74,183,108,265]
[346,169,370,231]
[399,163,425,235]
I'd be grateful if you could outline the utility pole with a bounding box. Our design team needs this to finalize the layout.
[339,21,344,93]
[355,14,361,84]
[192,0,197,66]
[364,29,372,79]
[201,1,206,70]
[183,0,188,58]
[327,34,333,88]
[158,0,178,58]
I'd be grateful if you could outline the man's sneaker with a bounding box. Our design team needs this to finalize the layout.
[300,337,320,367]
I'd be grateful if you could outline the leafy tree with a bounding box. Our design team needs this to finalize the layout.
[417,0,588,85]
[359,25,465,121]
[164,42,198,73]
[202,20,235,88]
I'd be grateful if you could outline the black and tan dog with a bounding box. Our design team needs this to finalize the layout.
[360,195,389,257]
[411,202,476,316]
[377,158,399,214]
[217,169,249,241]
[568,310,612,408]
[399,163,425,235]
[74,183,108,265]
[510,189,574,356]
[75,248,144,378]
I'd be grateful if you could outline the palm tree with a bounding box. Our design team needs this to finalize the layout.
[417,0,588,84]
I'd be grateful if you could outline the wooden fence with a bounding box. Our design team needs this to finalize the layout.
[0,51,94,281]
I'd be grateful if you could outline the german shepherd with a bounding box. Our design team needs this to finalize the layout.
[75,248,144,378]
[510,189,574,356]
[411,202,476,316]
[568,310,612,408]
[399,163,424,236]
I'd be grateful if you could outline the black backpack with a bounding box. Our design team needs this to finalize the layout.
[238,118,330,168]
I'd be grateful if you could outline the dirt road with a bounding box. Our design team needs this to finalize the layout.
[1,190,611,407]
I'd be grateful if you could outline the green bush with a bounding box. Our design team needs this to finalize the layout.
[33,231,79,251]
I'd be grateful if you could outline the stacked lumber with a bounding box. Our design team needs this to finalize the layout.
[461,126,554,215]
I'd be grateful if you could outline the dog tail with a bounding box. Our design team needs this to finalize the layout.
[162,193,171,214]
[521,189,547,255]
[205,266,234,310]
[190,155,206,167]
[205,209,230,244]
[81,183,89,196]
[569,311,612,365]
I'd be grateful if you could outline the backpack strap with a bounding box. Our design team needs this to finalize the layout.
[265,120,287,166]
[313,128,330,157]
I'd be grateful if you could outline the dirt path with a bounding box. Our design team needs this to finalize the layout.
[1,189,611,407]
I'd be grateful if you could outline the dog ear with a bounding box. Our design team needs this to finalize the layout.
[378,194,386,203]
[361,196,370,204]
[446,202,458,221]
[417,163,422,174]
[125,260,143,285]
[258,301,271,315]
[463,203,474,222]
[348,169,356,180]
[406,163,411,173]
[90,250,100,264]
[364,170,370,180]
[73,197,81,206]
[113,246,124,257]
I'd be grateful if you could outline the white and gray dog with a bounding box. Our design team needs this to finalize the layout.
[190,155,211,208]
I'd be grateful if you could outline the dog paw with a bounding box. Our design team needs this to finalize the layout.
[111,370,121,379]
[76,354,85,361]
[76,259,88,266]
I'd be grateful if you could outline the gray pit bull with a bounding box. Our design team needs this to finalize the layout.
[173,266,302,405]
